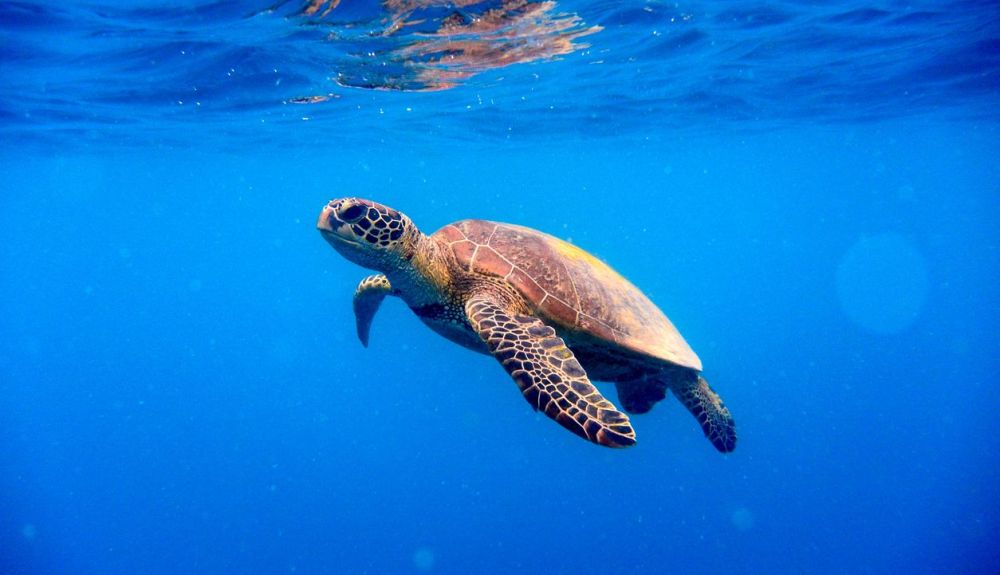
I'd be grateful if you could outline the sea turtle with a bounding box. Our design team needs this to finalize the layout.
[317,198,736,451]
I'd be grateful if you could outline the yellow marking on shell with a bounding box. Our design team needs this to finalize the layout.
[549,235,612,271]
[548,235,634,315]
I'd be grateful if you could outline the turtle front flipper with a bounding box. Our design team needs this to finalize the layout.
[465,295,636,448]
[353,274,394,347]
[674,376,737,453]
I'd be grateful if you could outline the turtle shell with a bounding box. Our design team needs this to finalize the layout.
[433,219,702,371]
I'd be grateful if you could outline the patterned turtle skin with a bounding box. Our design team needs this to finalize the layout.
[318,198,736,451]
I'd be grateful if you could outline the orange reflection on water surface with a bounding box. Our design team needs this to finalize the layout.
[295,0,599,92]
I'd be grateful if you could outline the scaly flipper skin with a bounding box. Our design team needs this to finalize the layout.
[353,274,393,347]
[465,294,636,448]
[674,376,737,453]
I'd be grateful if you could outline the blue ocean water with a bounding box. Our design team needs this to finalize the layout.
[1,1,998,574]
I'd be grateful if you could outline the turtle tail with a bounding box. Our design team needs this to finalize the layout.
[615,379,668,414]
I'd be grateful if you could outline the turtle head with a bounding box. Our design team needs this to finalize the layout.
[317,198,421,271]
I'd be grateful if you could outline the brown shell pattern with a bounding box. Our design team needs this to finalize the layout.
[433,220,702,370]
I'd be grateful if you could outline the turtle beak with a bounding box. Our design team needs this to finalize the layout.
[317,202,339,234]
[318,200,365,252]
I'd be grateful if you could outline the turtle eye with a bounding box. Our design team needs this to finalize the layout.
[338,203,366,223]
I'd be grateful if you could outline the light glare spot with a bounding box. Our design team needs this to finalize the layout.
[731,507,754,531]
[413,547,435,571]
[836,233,929,334]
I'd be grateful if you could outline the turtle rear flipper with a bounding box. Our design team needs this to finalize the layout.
[674,376,737,453]
[465,294,636,448]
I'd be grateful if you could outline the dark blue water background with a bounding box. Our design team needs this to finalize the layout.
[2,1,998,574]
